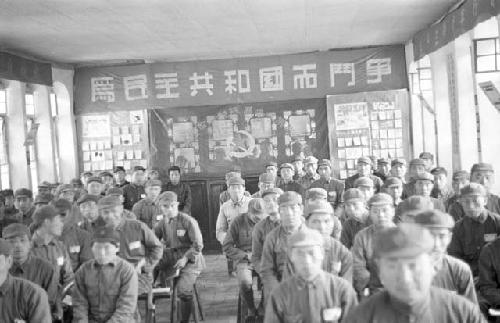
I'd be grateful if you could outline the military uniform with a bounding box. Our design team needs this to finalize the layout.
[309,178,345,209]
[340,217,369,249]
[448,193,500,221]
[216,195,251,244]
[161,181,192,214]
[122,183,145,210]
[433,255,477,304]
[298,173,320,191]
[345,173,383,192]
[132,198,163,229]
[278,180,304,195]
[60,223,93,272]
[6,206,36,227]
[479,236,500,308]
[251,216,280,275]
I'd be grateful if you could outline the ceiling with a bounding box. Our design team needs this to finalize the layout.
[0,0,456,66]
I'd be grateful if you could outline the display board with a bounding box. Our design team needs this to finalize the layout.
[78,110,149,172]
[149,98,329,177]
[326,90,410,179]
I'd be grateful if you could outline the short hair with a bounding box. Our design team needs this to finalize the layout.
[168,166,181,174]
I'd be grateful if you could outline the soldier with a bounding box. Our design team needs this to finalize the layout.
[0,238,52,322]
[264,228,358,323]
[390,158,407,184]
[99,171,115,194]
[223,198,267,321]
[2,189,16,216]
[80,171,93,188]
[132,179,163,229]
[395,195,434,223]
[373,158,390,181]
[106,187,136,221]
[344,224,485,323]
[298,156,320,190]
[251,173,275,198]
[114,166,130,188]
[340,188,370,249]
[277,163,304,195]
[304,200,353,282]
[353,176,375,202]
[412,210,477,304]
[154,191,205,323]
[265,161,279,186]
[251,188,283,275]
[291,156,305,181]
[382,176,404,207]
[86,176,104,197]
[162,165,192,214]
[122,166,147,210]
[305,188,342,240]
[309,159,344,210]
[72,226,138,322]
[403,158,427,198]
[352,193,395,296]
[76,194,101,233]
[344,156,383,192]
[478,221,500,317]
[54,184,76,203]
[219,171,251,206]
[34,192,54,208]
[448,183,500,277]
[431,167,454,207]
[38,181,53,195]
[447,170,470,217]
[413,172,446,211]
[10,188,36,226]
[419,151,435,171]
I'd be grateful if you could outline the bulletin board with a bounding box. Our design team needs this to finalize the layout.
[326,90,410,179]
[78,110,149,173]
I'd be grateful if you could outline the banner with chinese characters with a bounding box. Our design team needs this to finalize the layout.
[326,90,410,179]
[74,45,407,115]
[149,98,329,177]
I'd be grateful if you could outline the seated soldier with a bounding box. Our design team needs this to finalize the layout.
[413,172,446,211]
[479,222,500,315]
[305,188,342,240]
[304,200,353,283]
[3,223,59,319]
[448,183,500,277]
[251,173,275,198]
[395,195,434,223]
[403,158,427,198]
[73,226,138,322]
[161,166,192,214]
[340,188,370,249]
[277,163,304,195]
[344,157,383,192]
[154,191,205,323]
[353,176,375,202]
[219,170,251,206]
[0,238,52,322]
[446,170,470,218]
[223,198,267,321]
[251,188,282,276]
[431,167,454,206]
[9,188,36,226]
[86,176,105,198]
[297,156,319,190]
[76,194,102,232]
[383,177,404,208]
[373,158,390,181]
[344,224,484,323]
[292,156,305,181]
[352,193,396,296]
[264,228,358,323]
[106,187,136,220]
[132,179,162,229]
[309,159,344,210]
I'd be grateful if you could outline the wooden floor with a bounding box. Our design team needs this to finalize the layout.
[140,254,242,323]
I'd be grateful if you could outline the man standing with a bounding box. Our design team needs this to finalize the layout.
[310,159,344,210]
[133,179,163,229]
[340,188,370,249]
[114,166,130,188]
[72,226,138,323]
[277,163,304,195]
[291,156,305,181]
[122,166,147,210]
[298,156,319,191]
[251,173,275,198]
[162,166,192,214]
[344,157,383,192]
[431,167,454,207]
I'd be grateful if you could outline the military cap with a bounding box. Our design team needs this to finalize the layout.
[0,238,13,256]
[38,181,51,189]
[15,188,33,199]
[377,158,390,165]
[106,187,123,196]
[32,205,59,228]
[261,188,284,198]
[391,158,407,166]
[430,167,448,176]
[158,191,178,203]
[419,152,434,160]
[168,166,181,173]
[288,227,324,249]
[292,156,303,163]
[413,210,454,229]
[82,171,93,177]
[409,158,426,167]
[452,170,469,181]
[258,173,275,184]
[76,194,100,205]
[2,189,14,197]
[99,171,113,178]
[383,177,403,189]
[133,165,146,172]
[248,198,265,215]
[460,183,487,196]
[398,196,434,215]
[113,166,126,173]
[374,223,433,258]
[354,176,374,188]
[57,184,74,193]
[265,161,278,168]
[414,172,434,182]
[303,156,318,165]
[368,193,393,206]
[97,195,122,209]
[34,193,54,205]
[280,163,294,171]
[357,156,372,165]
[471,163,494,174]
[317,159,332,168]
[71,178,83,186]
[305,200,333,218]
[225,171,242,181]
[278,191,302,206]
[145,179,162,188]
[87,176,103,184]
[343,188,365,202]
[306,188,327,200]
[51,198,72,214]
[2,223,31,239]
[227,176,245,186]
[92,225,120,246]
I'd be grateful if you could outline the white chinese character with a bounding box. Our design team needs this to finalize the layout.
[293,64,317,89]
[155,73,179,99]
[224,70,251,94]
[123,74,148,101]
[329,63,355,87]
[91,77,115,102]
[366,58,391,84]
[189,72,214,96]
[259,66,283,92]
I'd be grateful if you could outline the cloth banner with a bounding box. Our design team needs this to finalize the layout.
[0,52,52,86]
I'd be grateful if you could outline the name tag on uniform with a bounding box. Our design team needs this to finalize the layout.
[69,245,80,253]
[14,319,26,323]
[322,307,342,321]
[485,233,497,242]
[57,256,64,266]
[156,214,163,221]
[140,194,146,199]
[332,261,341,273]
[129,241,141,250]
[177,229,186,236]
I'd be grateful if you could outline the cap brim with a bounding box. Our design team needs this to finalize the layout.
[377,247,429,259]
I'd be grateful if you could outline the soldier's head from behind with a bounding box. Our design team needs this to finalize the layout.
[2,223,31,264]
[32,205,64,237]
[356,157,372,177]
[145,179,162,201]
[278,191,304,231]
[262,188,283,221]
[413,172,434,198]
[397,196,434,223]
[98,195,124,228]
[288,228,324,282]
[317,159,332,180]
[375,224,435,305]
[452,170,469,195]
[354,176,375,201]
[0,239,14,274]
[343,188,368,222]
[227,176,245,202]
[303,156,318,176]
[258,173,275,193]
[390,158,407,179]
[305,200,334,237]
[86,176,103,196]
[413,210,454,263]
[459,183,488,219]
[158,191,179,219]
[77,194,100,222]
[92,226,120,265]
[168,166,182,185]
[14,188,33,213]
[368,193,395,227]
[280,163,295,182]
[383,177,403,204]
[470,163,494,191]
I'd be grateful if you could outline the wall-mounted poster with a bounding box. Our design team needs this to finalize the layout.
[166,116,200,173]
[283,109,317,159]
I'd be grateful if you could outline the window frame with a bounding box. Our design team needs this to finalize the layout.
[474,37,500,73]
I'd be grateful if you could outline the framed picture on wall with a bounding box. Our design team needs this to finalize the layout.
[250,117,272,139]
